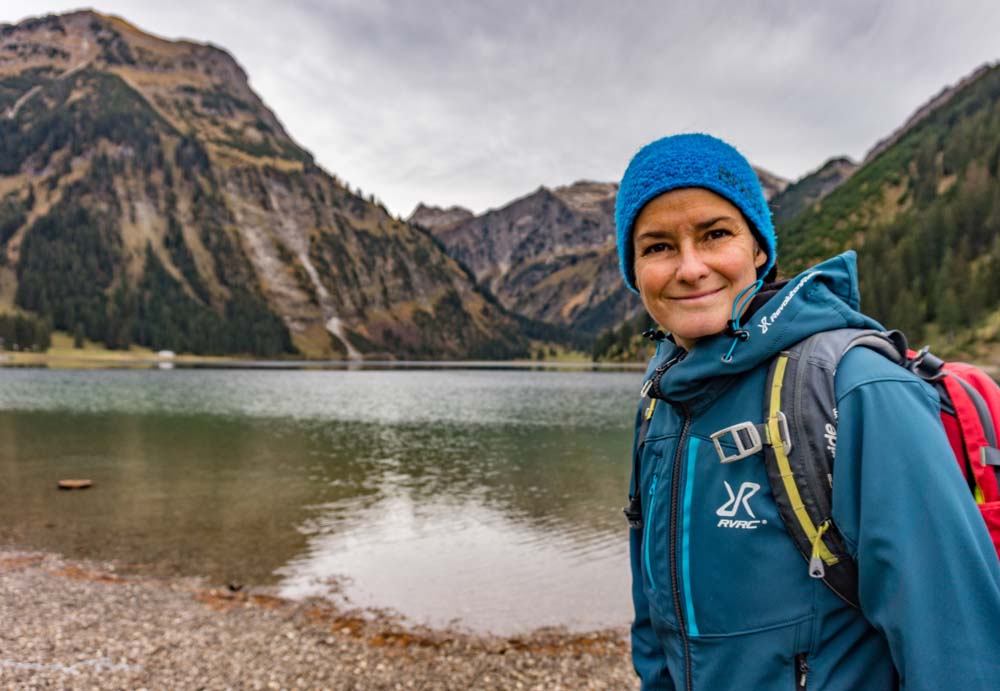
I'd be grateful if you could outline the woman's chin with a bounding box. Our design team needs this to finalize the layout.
[669,322,725,350]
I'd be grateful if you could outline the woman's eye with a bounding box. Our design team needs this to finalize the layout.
[705,228,732,241]
[642,242,671,256]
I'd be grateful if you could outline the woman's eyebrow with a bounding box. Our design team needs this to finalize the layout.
[634,227,671,239]
[635,215,740,239]
[695,215,738,229]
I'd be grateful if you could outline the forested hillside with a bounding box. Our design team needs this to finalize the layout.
[779,62,1000,354]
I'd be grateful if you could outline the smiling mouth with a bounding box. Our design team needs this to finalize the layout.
[669,287,724,301]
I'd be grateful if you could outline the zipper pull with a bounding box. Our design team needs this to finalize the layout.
[796,653,809,688]
[640,350,686,400]
[808,520,831,579]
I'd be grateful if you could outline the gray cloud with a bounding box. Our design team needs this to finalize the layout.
[3,1,1000,215]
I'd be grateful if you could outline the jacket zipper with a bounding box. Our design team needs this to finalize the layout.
[794,653,809,689]
[671,404,693,691]
[643,474,659,590]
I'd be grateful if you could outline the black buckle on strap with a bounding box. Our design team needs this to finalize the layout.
[909,345,945,381]
[624,495,643,530]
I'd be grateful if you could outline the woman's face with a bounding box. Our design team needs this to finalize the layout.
[632,188,766,351]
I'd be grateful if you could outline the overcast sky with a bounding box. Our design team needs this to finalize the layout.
[3,2,1000,216]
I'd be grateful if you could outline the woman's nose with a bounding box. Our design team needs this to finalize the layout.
[675,246,710,284]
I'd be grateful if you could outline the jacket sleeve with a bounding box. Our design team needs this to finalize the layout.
[832,348,1000,689]
[630,523,675,690]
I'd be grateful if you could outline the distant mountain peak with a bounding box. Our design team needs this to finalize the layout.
[1,9,297,160]
[407,203,474,232]
[769,156,859,227]
[551,180,617,217]
[751,167,789,201]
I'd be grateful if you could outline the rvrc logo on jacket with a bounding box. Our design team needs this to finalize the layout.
[716,481,765,529]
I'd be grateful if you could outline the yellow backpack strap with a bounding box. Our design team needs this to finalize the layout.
[761,328,900,608]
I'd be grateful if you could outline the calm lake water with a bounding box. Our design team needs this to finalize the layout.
[0,367,642,634]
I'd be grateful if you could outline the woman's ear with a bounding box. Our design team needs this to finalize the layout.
[753,243,767,269]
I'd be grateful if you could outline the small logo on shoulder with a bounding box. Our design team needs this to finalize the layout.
[716,481,766,529]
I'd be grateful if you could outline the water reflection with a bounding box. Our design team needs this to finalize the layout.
[0,369,640,633]
[279,493,630,634]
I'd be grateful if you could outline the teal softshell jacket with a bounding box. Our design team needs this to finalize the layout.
[630,252,1000,690]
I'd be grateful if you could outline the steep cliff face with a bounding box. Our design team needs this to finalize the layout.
[0,11,526,358]
[413,180,643,335]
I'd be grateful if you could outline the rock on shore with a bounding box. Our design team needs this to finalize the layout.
[0,550,636,690]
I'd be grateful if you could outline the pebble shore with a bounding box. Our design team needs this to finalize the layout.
[0,550,636,690]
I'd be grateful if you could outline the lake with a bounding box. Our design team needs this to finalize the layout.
[0,367,642,635]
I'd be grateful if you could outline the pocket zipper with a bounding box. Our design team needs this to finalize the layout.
[643,474,658,591]
[794,653,809,689]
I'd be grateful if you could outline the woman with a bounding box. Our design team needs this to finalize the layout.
[615,133,1000,690]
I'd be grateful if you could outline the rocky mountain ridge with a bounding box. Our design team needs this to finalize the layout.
[0,10,527,359]
[407,203,474,233]
[6,11,993,361]
[770,156,859,227]
[752,166,789,201]
[410,180,642,336]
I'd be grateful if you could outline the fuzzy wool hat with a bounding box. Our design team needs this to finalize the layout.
[615,133,777,293]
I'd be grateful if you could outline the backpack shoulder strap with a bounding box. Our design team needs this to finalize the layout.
[762,328,905,608]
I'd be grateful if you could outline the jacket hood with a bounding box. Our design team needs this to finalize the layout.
[651,251,883,405]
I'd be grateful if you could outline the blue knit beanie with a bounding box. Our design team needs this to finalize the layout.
[615,133,776,294]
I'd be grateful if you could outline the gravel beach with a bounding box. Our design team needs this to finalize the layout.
[0,550,636,690]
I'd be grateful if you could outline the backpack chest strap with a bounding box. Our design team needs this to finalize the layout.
[709,414,792,464]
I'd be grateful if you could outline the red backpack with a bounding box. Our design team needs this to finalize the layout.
[706,328,1000,606]
[930,355,1000,554]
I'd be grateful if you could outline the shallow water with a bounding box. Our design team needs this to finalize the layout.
[0,368,641,634]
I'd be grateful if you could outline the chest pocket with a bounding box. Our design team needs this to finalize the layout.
[682,435,815,635]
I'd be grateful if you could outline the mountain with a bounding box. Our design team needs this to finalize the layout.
[0,11,528,359]
[779,62,1000,358]
[862,64,993,165]
[411,180,645,337]
[769,157,859,227]
[407,203,473,233]
[752,166,789,201]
